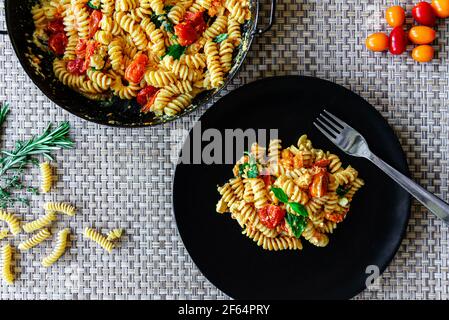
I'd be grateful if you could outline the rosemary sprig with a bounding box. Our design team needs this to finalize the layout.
[0,103,9,127]
[0,122,74,176]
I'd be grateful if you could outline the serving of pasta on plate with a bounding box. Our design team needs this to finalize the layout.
[31,0,250,117]
[216,134,365,251]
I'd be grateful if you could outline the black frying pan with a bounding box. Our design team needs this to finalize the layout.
[2,0,275,127]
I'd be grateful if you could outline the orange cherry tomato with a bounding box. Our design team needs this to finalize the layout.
[309,171,328,198]
[408,26,436,44]
[386,6,406,27]
[412,45,434,62]
[125,53,149,83]
[431,0,449,18]
[365,32,389,52]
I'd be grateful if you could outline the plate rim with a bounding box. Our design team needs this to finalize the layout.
[172,75,412,299]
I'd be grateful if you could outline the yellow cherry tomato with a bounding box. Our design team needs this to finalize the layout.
[412,45,434,62]
[408,26,436,44]
[386,6,406,27]
[365,32,389,51]
[431,0,449,18]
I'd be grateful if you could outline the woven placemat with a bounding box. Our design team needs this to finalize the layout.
[0,0,448,300]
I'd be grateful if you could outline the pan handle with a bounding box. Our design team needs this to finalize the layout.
[253,0,276,35]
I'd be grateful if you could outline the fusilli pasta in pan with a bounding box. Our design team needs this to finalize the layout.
[216,135,364,252]
[32,0,250,117]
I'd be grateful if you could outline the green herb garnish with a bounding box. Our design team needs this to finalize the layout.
[163,20,175,33]
[238,152,259,178]
[214,33,228,43]
[336,185,350,198]
[162,44,187,60]
[87,0,100,9]
[270,186,308,237]
[0,103,10,127]
[285,212,308,238]
[0,122,74,176]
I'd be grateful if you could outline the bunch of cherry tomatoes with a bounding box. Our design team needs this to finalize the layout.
[366,0,449,63]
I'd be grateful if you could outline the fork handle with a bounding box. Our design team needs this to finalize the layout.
[367,153,449,224]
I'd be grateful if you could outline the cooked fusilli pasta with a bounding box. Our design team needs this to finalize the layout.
[216,134,364,252]
[106,228,124,241]
[32,0,251,117]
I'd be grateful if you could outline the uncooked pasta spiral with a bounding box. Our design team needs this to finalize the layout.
[0,229,8,240]
[1,244,14,284]
[42,228,70,267]
[106,228,124,241]
[243,228,303,251]
[23,211,57,233]
[39,162,53,193]
[0,210,21,236]
[18,228,51,251]
[204,40,224,88]
[83,228,115,252]
[43,202,76,216]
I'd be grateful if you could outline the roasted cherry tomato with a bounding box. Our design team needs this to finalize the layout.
[136,86,158,106]
[66,58,86,75]
[412,2,437,26]
[431,0,449,18]
[258,205,286,229]
[48,32,68,56]
[309,171,328,198]
[314,159,331,167]
[175,22,198,46]
[75,38,87,58]
[389,27,407,55]
[262,174,275,187]
[83,40,100,70]
[141,90,159,113]
[47,18,65,34]
[184,11,207,34]
[386,6,406,27]
[412,44,435,62]
[366,32,389,52]
[125,53,148,83]
[409,26,436,44]
[89,10,103,38]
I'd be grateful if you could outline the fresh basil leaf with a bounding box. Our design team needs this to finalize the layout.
[87,0,100,9]
[214,33,228,43]
[270,187,289,204]
[238,163,250,176]
[162,44,186,60]
[288,202,308,217]
[171,34,178,40]
[285,212,307,238]
[247,164,259,178]
[336,185,350,198]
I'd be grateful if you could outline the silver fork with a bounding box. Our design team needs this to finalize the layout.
[314,110,449,224]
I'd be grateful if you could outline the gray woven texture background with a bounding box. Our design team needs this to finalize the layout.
[0,0,448,299]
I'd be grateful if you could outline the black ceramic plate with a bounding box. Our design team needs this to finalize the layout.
[173,76,411,300]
